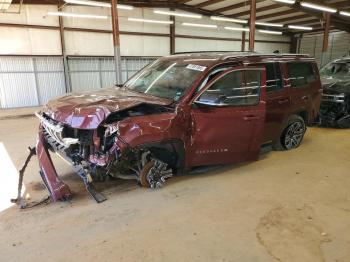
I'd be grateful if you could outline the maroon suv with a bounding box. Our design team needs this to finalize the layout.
[36,52,322,202]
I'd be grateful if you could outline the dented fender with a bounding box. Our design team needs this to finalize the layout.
[113,111,190,148]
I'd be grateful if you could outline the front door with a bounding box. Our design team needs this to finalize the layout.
[188,67,266,167]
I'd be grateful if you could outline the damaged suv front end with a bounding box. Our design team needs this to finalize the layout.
[319,57,350,128]
[35,58,203,202]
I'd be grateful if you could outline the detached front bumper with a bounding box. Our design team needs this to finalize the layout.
[36,125,72,201]
[36,113,108,203]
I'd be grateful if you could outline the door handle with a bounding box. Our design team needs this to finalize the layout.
[278,99,289,105]
[302,95,309,100]
[243,115,259,121]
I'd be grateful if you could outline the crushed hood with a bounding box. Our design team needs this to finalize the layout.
[42,87,172,129]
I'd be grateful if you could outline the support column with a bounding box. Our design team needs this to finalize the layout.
[249,0,256,51]
[321,13,331,66]
[170,15,175,54]
[58,2,71,93]
[290,34,298,53]
[111,0,123,85]
[241,31,246,51]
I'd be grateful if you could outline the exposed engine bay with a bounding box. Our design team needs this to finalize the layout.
[36,103,178,203]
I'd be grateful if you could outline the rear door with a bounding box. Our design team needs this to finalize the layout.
[250,62,290,143]
[286,61,319,121]
[188,67,266,167]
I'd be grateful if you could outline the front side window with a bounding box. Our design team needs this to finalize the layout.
[197,70,261,106]
[196,66,233,93]
[287,62,316,88]
[124,60,205,101]
[265,63,283,92]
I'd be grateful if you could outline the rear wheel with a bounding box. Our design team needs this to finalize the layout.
[273,115,306,151]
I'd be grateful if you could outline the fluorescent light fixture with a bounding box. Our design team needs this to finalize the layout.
[272,0,295,4]
[224,26,249,32]
[288,25,313,30]
[65,0,110,7]
[47,11,108,19]
[117,4,134,10]
[259,29,283,35]
[300,2,337,13]
[64,0,133,9]
[128,17,174,24]
[0,0,12,11]
[256,21,284,27]
[154,10,202,18]
[340,11,350,17]
[182,22,217,28]
[210,16,247,24]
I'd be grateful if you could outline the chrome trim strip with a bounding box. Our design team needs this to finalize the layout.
[35,112,79,148]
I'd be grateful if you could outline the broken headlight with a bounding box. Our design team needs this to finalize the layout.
[101,124,119,152]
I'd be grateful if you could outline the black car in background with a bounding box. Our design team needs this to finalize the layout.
[319,56,350,128]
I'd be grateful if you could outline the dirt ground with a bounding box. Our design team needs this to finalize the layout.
[0,114,349,262]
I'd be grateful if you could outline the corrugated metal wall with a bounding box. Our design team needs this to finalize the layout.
[300,32,350,66]
[0,56,66,108]
[68,57,155,92]
[0,56,155,108]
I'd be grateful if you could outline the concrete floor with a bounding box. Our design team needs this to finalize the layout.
[0,113,349,262]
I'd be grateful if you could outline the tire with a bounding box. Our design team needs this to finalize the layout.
[273,115,306,151]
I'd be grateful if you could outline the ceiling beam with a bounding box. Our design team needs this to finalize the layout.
[12,0,57,3]
[273,1,350,32]
[195,0,227,9]
[333,1,350,9]
[291,19,321,25]
[256,9,302,20]
[269,14,312,23]
[211,0,266,14]
[231,3,282,17]
[174,0,192,4]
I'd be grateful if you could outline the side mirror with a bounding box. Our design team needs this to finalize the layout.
[194,92,228,107]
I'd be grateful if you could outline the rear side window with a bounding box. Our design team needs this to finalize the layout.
[287,62,316,88]
[265,63,282,92]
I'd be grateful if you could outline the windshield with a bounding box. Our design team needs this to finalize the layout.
[320,61,350,80]
[124,60,205,101]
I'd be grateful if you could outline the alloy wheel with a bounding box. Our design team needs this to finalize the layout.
[284,121,305,149]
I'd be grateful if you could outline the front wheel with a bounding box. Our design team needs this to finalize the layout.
[139,159,173,189]
[273,115,306,150]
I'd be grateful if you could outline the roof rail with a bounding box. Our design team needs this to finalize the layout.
[173,51,256,55]
[223,53,310,60]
